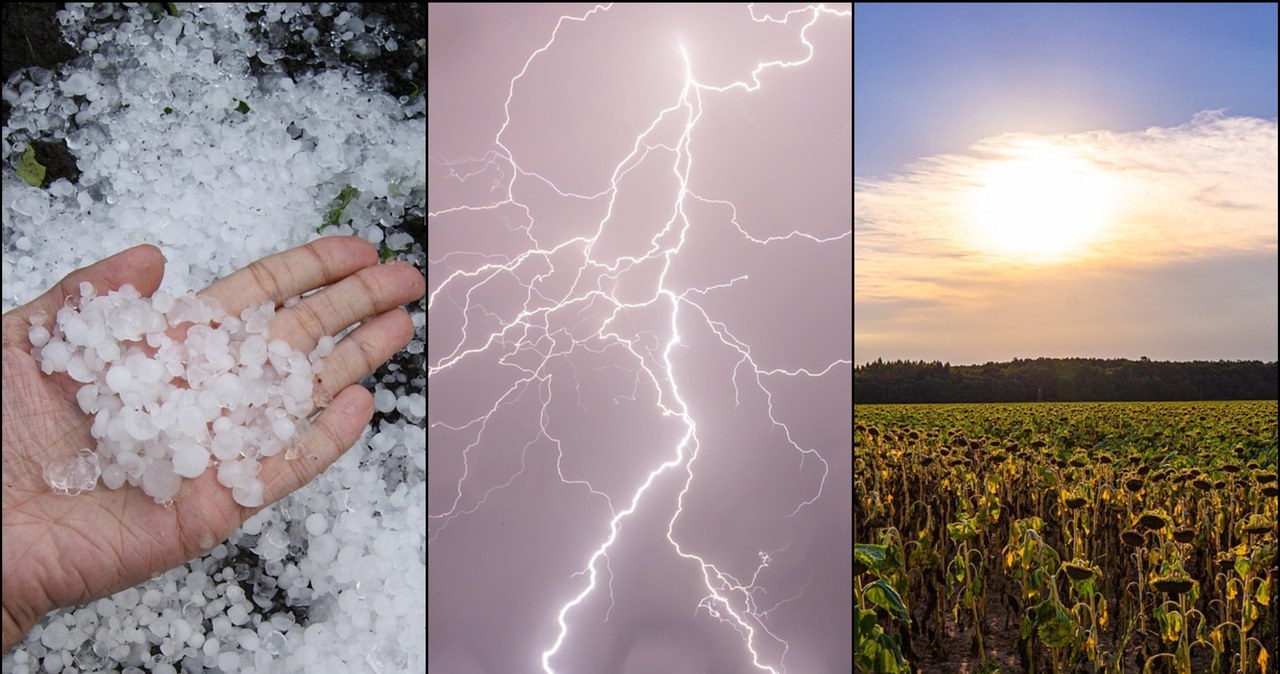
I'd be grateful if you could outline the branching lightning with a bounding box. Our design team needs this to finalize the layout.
[429,4,851,672]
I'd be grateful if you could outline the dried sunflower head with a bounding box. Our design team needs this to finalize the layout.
[1136,513,1169,531]
[1240,516,1275,536]
[1124,478,1144,493]
[1061,560,1098,580]
[1173,528,1196,543]
[1121,530,1146,547]
[1151,576,1196,594]
[1065,496,1088,509]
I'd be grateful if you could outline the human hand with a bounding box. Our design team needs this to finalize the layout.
[1,237,425,651]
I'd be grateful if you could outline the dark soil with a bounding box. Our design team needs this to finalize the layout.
[28,138,81,186]
[0,3,79,79]
[1,3,81,127]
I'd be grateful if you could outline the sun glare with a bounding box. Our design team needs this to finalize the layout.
[965,143,1117,262]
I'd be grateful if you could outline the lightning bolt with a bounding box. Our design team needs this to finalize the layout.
[429,4,851,672]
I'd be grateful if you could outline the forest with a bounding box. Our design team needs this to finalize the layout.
[854,357,1278,404]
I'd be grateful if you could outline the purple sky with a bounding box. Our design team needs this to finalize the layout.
[428,4,851,673]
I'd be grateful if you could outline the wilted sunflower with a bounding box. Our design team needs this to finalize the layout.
[1256,472,1277,485]
[1240,516,1274,536]
[1121,530,1146,547]
[1136,513,1169,531]
[1069,456,1088,468]
[1151,576,1196,594]
[1065,495,1088,509]
[1173,528,1196,543]
[1262,486,1279,498]
[1192,479,1213,491]
[1062,560,1098,580]
[1124,478,1144,493]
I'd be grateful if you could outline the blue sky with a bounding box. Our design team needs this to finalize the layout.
[855,3,1278,177]
[854,3,1277,366]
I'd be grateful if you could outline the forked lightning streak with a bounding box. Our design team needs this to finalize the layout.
[429,4,851,672]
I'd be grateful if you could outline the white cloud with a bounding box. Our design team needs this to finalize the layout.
[854,111,1278,364]
[855,111,1278,302]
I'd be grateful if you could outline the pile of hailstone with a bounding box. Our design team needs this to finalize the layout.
[33,282,332,507]
[3,2,426,671]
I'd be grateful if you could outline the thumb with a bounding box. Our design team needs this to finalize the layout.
[2,245,166,346]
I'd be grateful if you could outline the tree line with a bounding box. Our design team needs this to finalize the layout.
[854,357,1279,404]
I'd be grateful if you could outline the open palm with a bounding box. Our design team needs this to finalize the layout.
[1,237,424,651]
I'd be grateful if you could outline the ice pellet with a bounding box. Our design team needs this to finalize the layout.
[305,513,328,536]
[40,621,69,649]
[272,418,295,441]
[140,460,181,502]
[232,479,264,508]
[28,325,51,347]
[261,629,287,655]
[227,605,250,626]
[308,534,338,565]
[373,388,396,414]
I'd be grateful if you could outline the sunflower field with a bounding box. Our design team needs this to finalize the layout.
[855,402,1278,673]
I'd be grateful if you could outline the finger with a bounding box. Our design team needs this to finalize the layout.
[269,261,425,349]
[312,308,416,405]
[258,384,374,503]
[199,236,379,316]
[2,244,165,348]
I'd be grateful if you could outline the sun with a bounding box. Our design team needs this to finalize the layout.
[964,142,1117,262]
